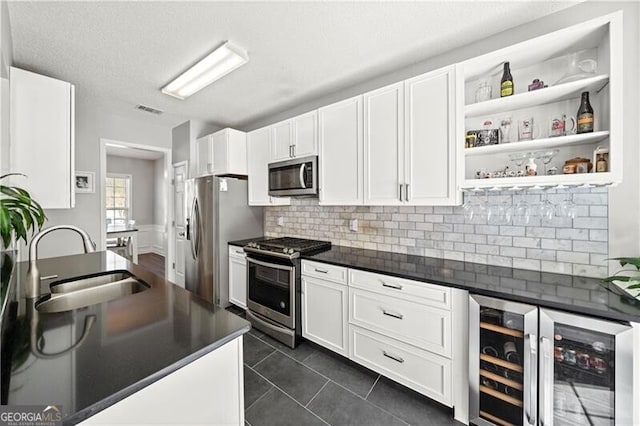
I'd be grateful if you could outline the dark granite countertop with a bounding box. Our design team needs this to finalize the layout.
[228,237,266,247]
[303,245,640,323]
[1,251,250,424]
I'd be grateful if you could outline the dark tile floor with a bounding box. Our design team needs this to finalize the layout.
[225,306,461,426]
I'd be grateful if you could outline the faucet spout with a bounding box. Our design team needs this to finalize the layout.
[25,225,96,299]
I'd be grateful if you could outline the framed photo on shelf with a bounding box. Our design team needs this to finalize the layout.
[75,171,95,194]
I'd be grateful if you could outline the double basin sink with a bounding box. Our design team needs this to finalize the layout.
[35,270,150,313]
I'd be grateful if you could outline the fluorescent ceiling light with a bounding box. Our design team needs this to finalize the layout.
[162,41,249,100]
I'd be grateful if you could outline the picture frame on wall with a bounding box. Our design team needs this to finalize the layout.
[75,171,95,194]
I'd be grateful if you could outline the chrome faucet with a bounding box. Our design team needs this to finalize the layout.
[25,225,96,298]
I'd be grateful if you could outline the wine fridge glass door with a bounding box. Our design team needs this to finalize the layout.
[539,309,633,426]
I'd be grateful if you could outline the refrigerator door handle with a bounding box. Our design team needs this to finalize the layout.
[540,336,552,426]
[524,333,537,426]
[190,198,199,259]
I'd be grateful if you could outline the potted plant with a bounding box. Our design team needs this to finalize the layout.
[604,257,640,299]
[0,173,47,250]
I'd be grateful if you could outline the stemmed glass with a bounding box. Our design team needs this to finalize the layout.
[556,190,577,219]
[513,193,531,225]
[538,189,555,220]
[534,149,559,175]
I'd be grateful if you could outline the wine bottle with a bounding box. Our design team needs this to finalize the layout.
[576,91,594,133]
[500,62,514,97]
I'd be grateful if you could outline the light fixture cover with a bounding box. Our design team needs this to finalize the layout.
[162,40,249,100]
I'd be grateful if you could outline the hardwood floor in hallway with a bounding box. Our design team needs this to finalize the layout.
[138,253,165,278]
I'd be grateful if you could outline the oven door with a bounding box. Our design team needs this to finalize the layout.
[246,256,296,329]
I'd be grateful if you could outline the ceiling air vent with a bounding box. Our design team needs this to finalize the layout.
[135,104,164,115]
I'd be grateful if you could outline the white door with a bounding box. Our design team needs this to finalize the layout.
[292,110,317,158]
[364,82,404,205]
[404,66,459,205]
[318,95,363,205]
[270,120,293,162]
[173,162,187,287]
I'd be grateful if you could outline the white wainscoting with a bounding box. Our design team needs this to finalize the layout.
[137,224,166,256]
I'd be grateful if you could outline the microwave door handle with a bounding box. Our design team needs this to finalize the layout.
[299,164,307,189]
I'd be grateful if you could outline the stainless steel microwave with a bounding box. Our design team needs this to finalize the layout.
[268,156,318,197]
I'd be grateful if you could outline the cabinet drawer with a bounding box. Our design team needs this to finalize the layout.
[349,288,451,357]
[349,269,450,310]
[228,246,246,258]
[349,325,451,406]
[302,260,347,284]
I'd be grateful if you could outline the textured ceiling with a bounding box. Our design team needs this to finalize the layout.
[7,1,579,130]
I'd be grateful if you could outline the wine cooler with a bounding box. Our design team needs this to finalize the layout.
[469,295,633,426]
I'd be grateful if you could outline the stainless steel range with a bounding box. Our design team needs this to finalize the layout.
[244,237,331,348]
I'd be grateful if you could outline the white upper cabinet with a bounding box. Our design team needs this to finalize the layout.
[405,65,459,205]
[362,68,459,206]
[10,67,75,209]
[318,96,363,205]
[270,110,318,162]
[247,127,290,206]
[196,128,247,177]
[459,12,622,190]
[364,82,405,205]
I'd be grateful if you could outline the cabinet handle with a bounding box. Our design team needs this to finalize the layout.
[235,250,244,255]
[382,309,404,320]
[292,145,296,157]
[540,336,552,426]
[381,281,402,290]
[178,232,185,237]
[399,184,403,202]
[314,268,328,274]
[382,350,404,363]
[524,333,537,426]
[405,184,410,202]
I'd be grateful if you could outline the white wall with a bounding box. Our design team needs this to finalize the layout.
[1,0,13,176]
[106,155,156,225]
[27,97,173,259]
[243,1,640,274]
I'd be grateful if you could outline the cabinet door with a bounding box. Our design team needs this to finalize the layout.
[270,120,293,162]
[228,249,247,309]
[292,111,317,157]
[302,276,348,356]
[318,96,363,205]
[364,82,404,205]
[247,128,290,206]
[404,66,460,205]
[211,130,227,175]
[10,67,74,208]
[196,135,212,176]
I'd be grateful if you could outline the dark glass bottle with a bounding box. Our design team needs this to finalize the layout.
[577,91,594,133]
[500,62,514,97]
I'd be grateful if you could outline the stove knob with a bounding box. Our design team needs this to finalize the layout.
[288,248,295,254]
[283,248,288,254]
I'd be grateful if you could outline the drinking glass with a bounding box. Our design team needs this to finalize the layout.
[514,195,531,225]
[556,191,577,219]
[500,117,512,143]
[535,149,559,175]
[538,190,555,220]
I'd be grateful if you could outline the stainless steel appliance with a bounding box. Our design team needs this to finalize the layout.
[268,155,318,197]
[184,176,263,306]
[106,236,133,261]
[244,237,331,347]
[469,294,633,426]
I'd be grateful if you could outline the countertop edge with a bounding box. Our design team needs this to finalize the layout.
[65,323,251,424]
[301,254,640,324]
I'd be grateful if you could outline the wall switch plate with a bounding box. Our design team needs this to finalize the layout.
[349,218,358,232]
[219,178,228,192]
[277,216,284,226]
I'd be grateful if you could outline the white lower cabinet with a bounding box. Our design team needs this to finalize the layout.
[228,246,247,309]
[349,325,451,406]
[301,276,348,356]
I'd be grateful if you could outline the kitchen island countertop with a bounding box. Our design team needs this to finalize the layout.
[1,251,249,424]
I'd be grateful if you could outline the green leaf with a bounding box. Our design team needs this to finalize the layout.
[627,283,640,290]
[603,275,633,282]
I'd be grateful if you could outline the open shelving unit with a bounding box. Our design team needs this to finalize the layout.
[457,12,622,191]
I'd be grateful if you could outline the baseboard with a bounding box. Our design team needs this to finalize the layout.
[137,224,166,257]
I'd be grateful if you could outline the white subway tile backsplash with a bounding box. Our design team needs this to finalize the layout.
[265,188,608,277]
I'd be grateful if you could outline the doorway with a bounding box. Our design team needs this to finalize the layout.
[99,139,174,282]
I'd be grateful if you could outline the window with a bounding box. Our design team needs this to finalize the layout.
[105,174,131,226]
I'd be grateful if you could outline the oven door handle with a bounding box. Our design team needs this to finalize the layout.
[246,310,295,336]
[246,256,295,272]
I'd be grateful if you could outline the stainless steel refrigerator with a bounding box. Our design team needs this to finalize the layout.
[469,294,633,426]
[184,176,263,306]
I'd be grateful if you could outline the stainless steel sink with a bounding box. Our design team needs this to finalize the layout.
[36,272,150,313]
[50,270,136,294]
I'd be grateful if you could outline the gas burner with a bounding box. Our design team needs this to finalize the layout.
[244,237,331,259]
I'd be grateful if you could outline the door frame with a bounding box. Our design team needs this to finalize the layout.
[172,160,188,287]
[99,138,174,281]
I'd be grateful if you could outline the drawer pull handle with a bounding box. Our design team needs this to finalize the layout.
[381,281,402,290]
[314,268,329,274]
[382,310,404,320]
[382,351,404,364]
[235,250,244,255]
